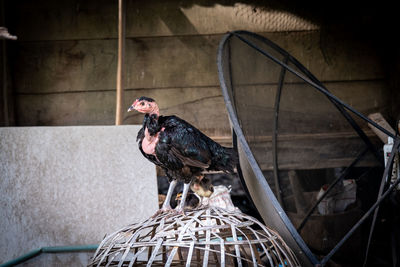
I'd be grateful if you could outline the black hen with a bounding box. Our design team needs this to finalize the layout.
[128,96,237,215]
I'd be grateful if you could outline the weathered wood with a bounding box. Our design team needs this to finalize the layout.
[15,87,232,137]
[13,33,385,94]
[15,79,390,143]
[16,90,116,126]
[15,80,389,126]
[115,0,126,125]
[13,37,219,93]
[229,32,384,85]
[12,0,317,41]
[11,0,117,41]
[250,132,380,171]
[232,81,389,139]
[288,171,308,215]
[14,40,117,94]
[236,80,387,111]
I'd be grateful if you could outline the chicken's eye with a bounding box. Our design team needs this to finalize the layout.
[140,102,145,106]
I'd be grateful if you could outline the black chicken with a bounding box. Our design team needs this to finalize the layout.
[127,96,237,215]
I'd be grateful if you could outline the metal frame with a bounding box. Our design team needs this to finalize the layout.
[218,31,319,266]
[218,30,399,266]
[0,245,98,267]
[272,54,289,208]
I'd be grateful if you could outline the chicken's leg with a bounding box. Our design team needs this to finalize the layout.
[152,179,177,218]
[162,179,177,210]
[174,182,191,215]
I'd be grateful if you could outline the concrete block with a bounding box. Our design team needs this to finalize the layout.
[0,126,158,266]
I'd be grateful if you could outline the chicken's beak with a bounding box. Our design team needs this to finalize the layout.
[127,105,135,112]
[127,99,138,112]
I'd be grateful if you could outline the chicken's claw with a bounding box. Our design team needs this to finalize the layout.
[162,207,187,219]
[151,206,173,219]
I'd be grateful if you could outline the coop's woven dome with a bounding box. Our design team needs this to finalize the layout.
[88,207,300,266]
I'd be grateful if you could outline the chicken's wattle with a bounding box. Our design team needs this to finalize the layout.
[141,128,159,155]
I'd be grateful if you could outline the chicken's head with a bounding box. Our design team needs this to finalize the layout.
[191,177,214,198]
[127,96,159,116]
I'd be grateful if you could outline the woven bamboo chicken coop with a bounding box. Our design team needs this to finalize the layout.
[88,207,300,266]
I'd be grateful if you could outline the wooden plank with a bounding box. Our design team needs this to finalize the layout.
[228,31,384,85]
[14,79,390,139]
[16,91,116,126]
[14,79,389,127]
[11,0,118,41]
[15,87,232,137]
[12,0,317,41]
[124,35,220,90]
[250,134,380,171]
[13,33,385,94]
[14,40,117,94]
[232,81,390,135]
[13,37,219,93]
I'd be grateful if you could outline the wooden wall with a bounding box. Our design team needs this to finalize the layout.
[4,0,395,146]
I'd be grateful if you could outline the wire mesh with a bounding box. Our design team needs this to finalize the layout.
[218,30,396,266]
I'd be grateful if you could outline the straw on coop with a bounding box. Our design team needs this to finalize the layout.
[88,207,300,266]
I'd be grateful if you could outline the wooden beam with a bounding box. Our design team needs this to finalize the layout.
[288,170,308,215]
[115,0,126,125]
[1,0,9,126]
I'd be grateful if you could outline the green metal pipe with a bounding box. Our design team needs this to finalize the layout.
[0,248,42,267]
[0,244,98,267]
[41,244,98,253]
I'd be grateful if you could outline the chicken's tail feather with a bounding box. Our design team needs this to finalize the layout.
[212,147,238,174]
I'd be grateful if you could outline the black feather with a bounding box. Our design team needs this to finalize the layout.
[138,96,155,102]
[136,110,237,184]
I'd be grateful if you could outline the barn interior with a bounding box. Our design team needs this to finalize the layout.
[1,0,399,266]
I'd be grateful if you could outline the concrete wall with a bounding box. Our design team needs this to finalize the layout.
[0,126,158,266]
